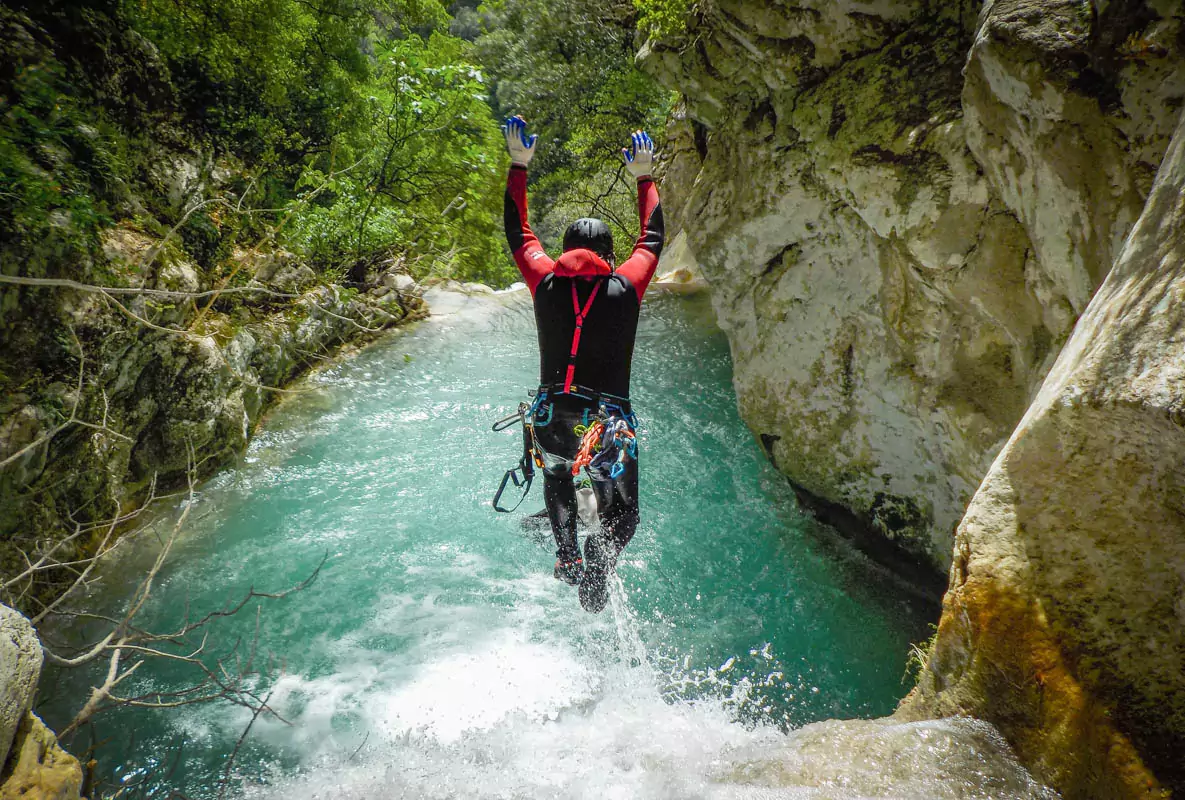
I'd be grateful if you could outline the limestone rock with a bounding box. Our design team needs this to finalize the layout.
[0,607,41,770]
[720,716,1054,798]
[381,272,417,294]
[148,152,205,214]
[902,107,1185,799]
[154,258,200,295]
[268,261,317,294]
[0,713,81,800]
[653,231,706,292]
[641,1,1185,570]
[240,248,310,290]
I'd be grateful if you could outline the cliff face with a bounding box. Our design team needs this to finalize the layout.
[0,228,426,609]
[901,104,1185,800]
[641,0,1185,571]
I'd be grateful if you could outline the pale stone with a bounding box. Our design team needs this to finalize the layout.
[0,606,41,770]
[903,107,1185,798]
[0,713,81,800]
[267,262,317,294]
[392,274,417,294]
[721,716,1054,799]
[641,1,1185,571]
[653,231,707,292]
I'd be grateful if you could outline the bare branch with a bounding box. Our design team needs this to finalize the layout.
[218,688,276,800]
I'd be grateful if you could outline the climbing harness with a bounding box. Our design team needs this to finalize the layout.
[491,385,639,512]
[563,281,601,393]
[491,402,536,513]
[493,270,639,513]
[571,405,637,480]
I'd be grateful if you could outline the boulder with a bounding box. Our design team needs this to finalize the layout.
[902,107,1185,798]
[267,261,317,294]
[0,606,41,770]
[0,714,82,800]
[381,272,417,294]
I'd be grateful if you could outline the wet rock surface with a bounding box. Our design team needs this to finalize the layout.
[727,716,1056,799]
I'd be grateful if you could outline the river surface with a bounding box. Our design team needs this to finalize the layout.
[42,290,935,799]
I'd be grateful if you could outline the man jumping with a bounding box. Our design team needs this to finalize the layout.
[502,116,664,613]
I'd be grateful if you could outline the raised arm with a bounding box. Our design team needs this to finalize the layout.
[502,116,553,296]
[614,131,665,300]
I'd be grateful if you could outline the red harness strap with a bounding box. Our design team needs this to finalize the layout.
[564,280,602,393]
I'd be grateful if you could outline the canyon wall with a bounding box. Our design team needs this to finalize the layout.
[641,0,1185,572]
[643,1,1185,794]
[900,101,1185,800]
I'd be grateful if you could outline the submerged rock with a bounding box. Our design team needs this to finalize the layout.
[901,107,1185,798]
[724,717,1055,799]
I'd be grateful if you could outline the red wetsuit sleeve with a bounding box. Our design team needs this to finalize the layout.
[504,165,554,296]
[614,177,665,301]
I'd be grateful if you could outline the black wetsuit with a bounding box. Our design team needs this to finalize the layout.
[504,165,664,566]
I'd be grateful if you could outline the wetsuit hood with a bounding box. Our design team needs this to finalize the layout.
[554,248,612,278]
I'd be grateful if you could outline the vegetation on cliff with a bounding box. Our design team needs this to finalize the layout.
[0,0,669,602]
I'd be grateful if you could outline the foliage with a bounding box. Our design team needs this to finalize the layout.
[476,0,674,263]
[124,0,448,170]
[0,9,119,275]
[283,33,511,284]
[1,0,674,294]
[633,0,692,39]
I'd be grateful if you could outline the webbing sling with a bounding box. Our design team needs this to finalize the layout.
[563,280,602,393]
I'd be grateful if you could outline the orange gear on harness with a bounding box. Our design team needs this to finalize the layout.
[571,419,605,476]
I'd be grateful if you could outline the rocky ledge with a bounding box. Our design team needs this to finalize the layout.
[0,233,426,610]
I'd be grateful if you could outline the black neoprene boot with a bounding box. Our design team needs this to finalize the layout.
[554,552,583,585]
[578,534,612,613]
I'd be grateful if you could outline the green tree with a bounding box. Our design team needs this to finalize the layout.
[475,0,673,262]
[284,32,513,285]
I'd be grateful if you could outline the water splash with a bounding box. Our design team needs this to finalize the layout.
[41,292,950,798]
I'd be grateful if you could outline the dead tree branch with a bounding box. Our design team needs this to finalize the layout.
[42,445,323,743]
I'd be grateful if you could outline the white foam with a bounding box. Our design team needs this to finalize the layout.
[231,582,1055,800]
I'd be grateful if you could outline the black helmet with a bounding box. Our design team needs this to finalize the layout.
[563,218,614,260]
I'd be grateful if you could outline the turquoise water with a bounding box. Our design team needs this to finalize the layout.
[41,291,933,799]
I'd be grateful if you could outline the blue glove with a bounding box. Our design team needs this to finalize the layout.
[502,115,538,168]
[622,130,654,179]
